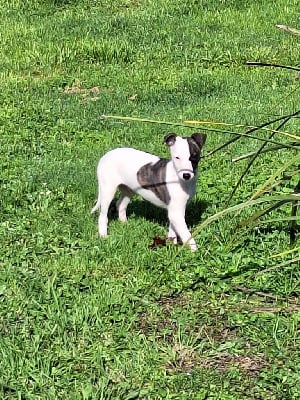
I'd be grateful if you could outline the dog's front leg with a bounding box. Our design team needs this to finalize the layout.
[167,223,178,244]
[168,205,197,252]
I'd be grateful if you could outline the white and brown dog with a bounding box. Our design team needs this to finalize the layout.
[91,133,206,251]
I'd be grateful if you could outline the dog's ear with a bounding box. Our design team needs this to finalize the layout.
[164,133,177,147]
[191,133,206,148]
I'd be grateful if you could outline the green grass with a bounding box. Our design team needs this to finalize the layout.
[1,0,300,398]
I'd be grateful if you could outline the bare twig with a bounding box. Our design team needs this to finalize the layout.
[249,305,300,313]
[205,112,300,158]
[276,24,300,36]
[234,285,285,301]
[232,142,300,162]
[246,61,300,72]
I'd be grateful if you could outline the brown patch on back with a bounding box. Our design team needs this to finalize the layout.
[137,159,170,204]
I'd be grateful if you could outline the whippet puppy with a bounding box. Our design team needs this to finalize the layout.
[91,133,206,251]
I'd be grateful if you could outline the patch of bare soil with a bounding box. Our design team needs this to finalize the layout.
[200,353,266,375]
[63,85,100,96]
[137,294,268,376]
[62,80,101,102]
[165,347,266,376]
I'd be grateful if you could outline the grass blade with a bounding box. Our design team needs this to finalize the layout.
[226,111,299,205]
[251,153,300,200]
[272,246,300,258]
[232,142,300,162]
[193,194,300,234]
[234,200,291,230]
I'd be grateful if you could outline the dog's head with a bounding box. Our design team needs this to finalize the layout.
[164,133,206,181]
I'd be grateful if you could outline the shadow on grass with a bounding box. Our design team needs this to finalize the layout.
[109,197,209,228]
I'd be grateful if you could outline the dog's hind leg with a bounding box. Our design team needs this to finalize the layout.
[116,185,133,222]
[97,185,118,237]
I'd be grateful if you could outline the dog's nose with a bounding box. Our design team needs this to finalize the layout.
[183,173,191,181]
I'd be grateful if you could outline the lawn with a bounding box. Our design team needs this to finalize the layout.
[1,0,300,398]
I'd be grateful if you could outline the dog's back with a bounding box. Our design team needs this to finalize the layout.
[98,147,160,185]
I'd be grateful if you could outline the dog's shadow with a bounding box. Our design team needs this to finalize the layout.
[109,197,209,228]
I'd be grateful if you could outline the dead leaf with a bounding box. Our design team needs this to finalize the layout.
[149,236,167,249]
[128,94,138,101]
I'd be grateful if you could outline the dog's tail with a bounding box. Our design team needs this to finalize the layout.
[91,197,100,214]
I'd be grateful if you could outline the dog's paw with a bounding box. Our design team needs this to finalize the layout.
[167,236,178,245]
[189,242,197,252]
[118,215,127,223]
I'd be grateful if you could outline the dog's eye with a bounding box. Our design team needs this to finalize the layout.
[175,156,180,160]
